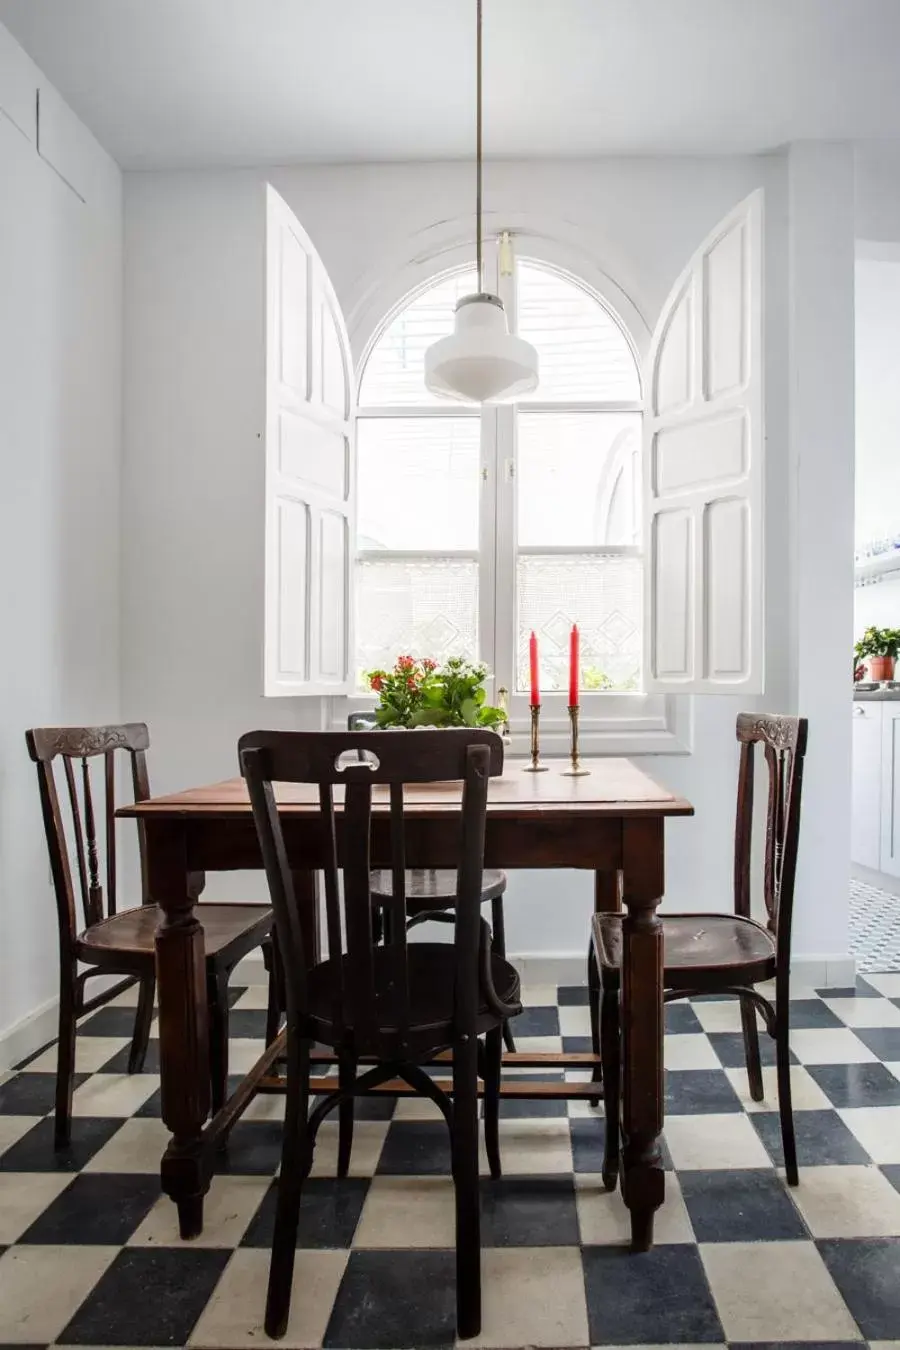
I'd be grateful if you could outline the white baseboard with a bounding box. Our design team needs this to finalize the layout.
[0,995,58,1075]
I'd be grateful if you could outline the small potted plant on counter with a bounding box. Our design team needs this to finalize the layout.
[366,655,506,729]
[854,626,900,683]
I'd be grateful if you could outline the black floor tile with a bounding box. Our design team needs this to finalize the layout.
[666,1002,702,1034]
[99,1039,160,1074]
[557,985,589,1006]
[134,1087,162,1117]
[227,984,249,1008]
[511,1005,560,1037]
[751,1108,872,1167]
[852,1026,900,1061]
[0,1116,123,1172]
[223,1009,270,1039]
[569,1116,673,1173]
[665,1068,743,1114]
[19,1172,160,1244]
[806,1061,900,1108]
[376,1121,451,1175]
[0,1072,85,1115]
[479,1175,579,1245]
[882,1163,900,1194]
[213,1120,285,1175]
[241,1176,369,1248]
[707,1032,797,1069]
[324,1249,456,1348]
[817,1236,900,1339]
[785,999,845,1029]
[562,1035,593,1054]
[321,1092,398,1121]
[815,978,883,998]
[582,1243,724,1344]
[79,1006,147,1038]
[58,1247,231,1346]
[678,1168,808,1242]
[729,1343,865,1349]
[495,1073,568,1118]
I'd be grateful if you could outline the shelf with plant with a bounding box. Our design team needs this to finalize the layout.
[365,655,507,729]
[855,626,900,682]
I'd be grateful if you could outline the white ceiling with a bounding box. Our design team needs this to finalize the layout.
[2,0,900,169]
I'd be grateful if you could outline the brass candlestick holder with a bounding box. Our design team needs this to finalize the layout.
[523,703,549,772]
[562,704,591,776]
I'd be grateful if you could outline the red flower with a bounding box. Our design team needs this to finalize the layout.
[406,677,417,689]
[423,658,437,671]
[397,655,415,671]
[370,674,384,692]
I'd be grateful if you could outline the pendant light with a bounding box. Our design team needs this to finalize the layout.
[424,0,539,403]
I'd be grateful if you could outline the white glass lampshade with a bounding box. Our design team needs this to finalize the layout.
[424,293,539,403]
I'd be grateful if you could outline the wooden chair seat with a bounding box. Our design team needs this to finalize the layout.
[592,911,776,988]
[77,903,273,966]
[369,868,507,911]
[306,943,521,1046]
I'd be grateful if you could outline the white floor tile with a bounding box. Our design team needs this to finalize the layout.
[189,1247,347,1349]
[723,1064,832,1112]
[0,1245,118,1344]
[664,1033,722,1071]
[823,997,900,1028]
[789,1164,900,1237]
[576,1172,695,1244]
[839,1106,900,1163]
[789,1028,877,1065]
[664,1113,771,1170]
[700,1240,859,1342]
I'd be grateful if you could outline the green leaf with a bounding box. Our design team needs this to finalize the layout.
[460,697,478,726]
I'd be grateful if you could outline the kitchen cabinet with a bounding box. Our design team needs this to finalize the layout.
[852,703,882,870]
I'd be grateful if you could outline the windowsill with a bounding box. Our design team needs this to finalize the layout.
[330,693,692,756]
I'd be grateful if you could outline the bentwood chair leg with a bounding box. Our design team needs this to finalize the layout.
[775,1008,798,1185]
[128,974,156,1074]
[54,973,78,1149]
[482,1026,503,1180]
[587,939,603,1107]
[490,895,517,1054]
[600,986,621,1191]
[266,1036,313,1340]
[739,994,764,1102]
[208,973,229,1116]
[337,1051,356,1180]
[452,1033,482,1340]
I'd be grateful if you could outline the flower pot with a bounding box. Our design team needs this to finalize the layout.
[869,655,895,682]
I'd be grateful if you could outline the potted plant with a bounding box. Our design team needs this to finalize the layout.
[366,655,506,729]
[854,626,900,682]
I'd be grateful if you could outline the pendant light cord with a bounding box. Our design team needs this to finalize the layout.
[476,0,483,292]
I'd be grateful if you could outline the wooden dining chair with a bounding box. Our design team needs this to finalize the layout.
[26,723,278,1147]
[589,712,808,1194]
[240,728,521,1341]
[348,713,518,1052]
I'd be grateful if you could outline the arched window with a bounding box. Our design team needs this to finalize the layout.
[355,242,643,706]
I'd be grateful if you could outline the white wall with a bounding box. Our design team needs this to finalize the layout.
[123,154,844,966]
[855,256,900,549]
[0,23,123,1058]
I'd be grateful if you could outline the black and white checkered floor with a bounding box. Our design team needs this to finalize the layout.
[4,975,900,1348]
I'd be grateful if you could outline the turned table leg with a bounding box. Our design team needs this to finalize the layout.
[619,817,665,1251]
[148,820,211,1239]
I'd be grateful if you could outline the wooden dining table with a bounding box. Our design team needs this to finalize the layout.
[119,757,692,1249]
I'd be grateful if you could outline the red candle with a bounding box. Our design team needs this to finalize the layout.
[529,631,540,706]
[569,624,579,706]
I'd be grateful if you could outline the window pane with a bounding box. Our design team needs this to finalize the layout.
[516,554,642,693]
[517,411,641,547]
[356,557,478,682]
[357,417,480,550]
[360,267,478,406]
[517,260,640,403]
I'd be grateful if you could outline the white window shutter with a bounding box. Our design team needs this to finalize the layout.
[643,190,764,695]
[264,185,355,696]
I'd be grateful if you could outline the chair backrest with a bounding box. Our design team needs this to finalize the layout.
[733,713,808,972]
[26,724,152,954]
[239,728,504,1057]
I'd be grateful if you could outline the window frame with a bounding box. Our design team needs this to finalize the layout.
[335,235,691,755]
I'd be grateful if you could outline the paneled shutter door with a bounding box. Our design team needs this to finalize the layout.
[643,190,764,695]
[264,185,355,696]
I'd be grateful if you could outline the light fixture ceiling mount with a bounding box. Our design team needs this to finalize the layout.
[424,0,539,403]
